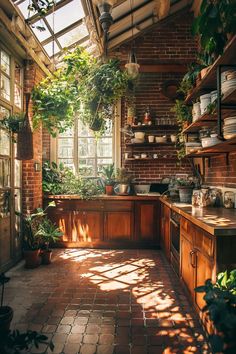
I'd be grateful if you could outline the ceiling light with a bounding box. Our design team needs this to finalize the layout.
[93,0,116,33]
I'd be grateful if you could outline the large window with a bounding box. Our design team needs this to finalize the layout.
[57,119,114,177]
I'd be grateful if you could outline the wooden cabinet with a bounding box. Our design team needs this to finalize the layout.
[73,210,103,243]
[104,211,133,241]
[160,203,170,260]
[134,200,159,244]
[180,231,195,298]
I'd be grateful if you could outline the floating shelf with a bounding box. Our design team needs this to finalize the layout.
[125,157,176,162]
[131,124,178,130]
[185,137,236,158]
[126,142,175,147]
[185,35,236,104]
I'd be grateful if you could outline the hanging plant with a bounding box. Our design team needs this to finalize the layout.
[0,113,25,134]
[32,47,132,136]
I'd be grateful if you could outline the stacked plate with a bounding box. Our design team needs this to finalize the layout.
[221,70,236,96]
[223,116,236,139]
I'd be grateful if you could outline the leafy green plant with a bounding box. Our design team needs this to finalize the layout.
[101,164,115,185]
[192,0,236,62]
[42,161,64,194]
[17,202,56,250]
[115,168,133,184]
[0,114,25,134]
[0,329,54,354]
[171,100,192,128]
[195,269,236,353]
[36,219,63,251]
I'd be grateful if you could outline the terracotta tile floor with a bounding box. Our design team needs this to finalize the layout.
[6,249,210,354]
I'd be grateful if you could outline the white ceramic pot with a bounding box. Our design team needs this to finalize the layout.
[134,132,145,140]
[141,153,147,158]
[200,93,211,115]
[148,135,154,143]
[170,134,177,143]
[192,102,201,122]
[155,136,167,143]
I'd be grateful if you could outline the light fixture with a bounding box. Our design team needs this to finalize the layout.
[125,0,140,79]
[93,0,116,34]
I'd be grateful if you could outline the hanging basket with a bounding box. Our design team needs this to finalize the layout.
[16,93,33,160]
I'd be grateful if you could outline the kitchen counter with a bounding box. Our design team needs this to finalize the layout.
[160,196,236,236]
[45,194,160,201]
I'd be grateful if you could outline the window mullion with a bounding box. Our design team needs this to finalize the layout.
[74,116,79,174]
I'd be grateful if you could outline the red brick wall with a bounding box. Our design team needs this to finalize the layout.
[42,129,50,160]
[110,9,197,181]
[204,153,236,188]
[22,62,45,213]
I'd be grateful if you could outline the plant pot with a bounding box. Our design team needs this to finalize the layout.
[40,250,52,265]
[178,187,193,203]
[105,185,113,196]
[24,249,41,269]
[0,306,13,334]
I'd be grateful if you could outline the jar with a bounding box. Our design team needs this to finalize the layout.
[143,107,152,125]
[224,191,235,208]
[192,190,201,207]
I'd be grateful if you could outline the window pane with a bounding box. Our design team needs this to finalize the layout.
[78,137,95,158]
[78,159,95,176]
[0,159,10,187]
[0,130,10,156]
[58,23,88,48]
[0,106,10,120]
[78,121,92,137]
[1,50,10,75]
[97,159,113,174]
[14,85,22,108]
[58,138,73,158]
[58,158,74,169]
[97,137,112,157]
[1,74,11,100]
[14,158,21,188]
[59,127,74,137]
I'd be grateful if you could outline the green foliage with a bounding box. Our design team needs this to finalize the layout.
[0,114,25,134]
[171,100,192,127]
[195,269,236,353]
[115,168,133,184]
[192,0,236,61]
[17,202,56,250]
[42,161,103,199]
[101,164,115,185]
[27,0,54,17]
[32,47,131,136]
[0,329,54,354]
[178,62,206,96]
[36,219,63,250]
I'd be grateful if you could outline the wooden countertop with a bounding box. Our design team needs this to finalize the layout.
[160,197,236,236]
[45,194,161,201]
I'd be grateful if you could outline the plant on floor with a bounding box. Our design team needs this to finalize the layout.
[37,219,63,265]
[195,269,236,354]
[0,273,13,335]
[192,0,236,62]
[0,329,54,354]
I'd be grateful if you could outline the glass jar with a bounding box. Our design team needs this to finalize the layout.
[224,191,235,209]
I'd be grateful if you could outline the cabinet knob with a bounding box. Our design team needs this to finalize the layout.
[190,249,197,268]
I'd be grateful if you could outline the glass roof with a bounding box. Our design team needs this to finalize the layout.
[13,0,89,58]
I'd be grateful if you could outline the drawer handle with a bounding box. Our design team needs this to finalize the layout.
[190,250,197,268]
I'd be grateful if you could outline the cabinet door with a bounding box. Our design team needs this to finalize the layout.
[195,251,214,310]
[104,211,133,241]
[135,201,158,243]
[164,205,171,260]
[180,235,195,298]
[73,211,103,243]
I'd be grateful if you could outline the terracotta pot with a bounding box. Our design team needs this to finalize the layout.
[105,185,113,196]
[0,306,13,334]
[24,249,41,269]
[41,250,52,265]
[200,66,212,80]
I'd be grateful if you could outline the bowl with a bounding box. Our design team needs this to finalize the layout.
[201,137,220,148]
[134,184,150,195]
[134,132,145,140]
[155,136,167,143]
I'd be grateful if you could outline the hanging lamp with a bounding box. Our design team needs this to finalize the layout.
[125,0,140,79]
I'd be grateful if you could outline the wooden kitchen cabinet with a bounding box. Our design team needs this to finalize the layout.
[73,210,103,243]
[134,200,159,244]
[180,231,195,298]
[160,203,171,260]
[104,211,133,241]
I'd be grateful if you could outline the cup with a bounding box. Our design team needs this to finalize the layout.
[153,153,158,159]
[148,135,155,143]
[170,134,177,143]
[141,153,147,159]
[125,153,129,159]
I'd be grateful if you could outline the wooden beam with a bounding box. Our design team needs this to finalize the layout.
[0,8,50,75]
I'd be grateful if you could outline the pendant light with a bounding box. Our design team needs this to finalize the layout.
[125,0,140,79]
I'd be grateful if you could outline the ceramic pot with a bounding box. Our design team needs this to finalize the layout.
[40,250,52,265]
[24,249,41,269]
[0,306,13,334]
[105,185,113,196]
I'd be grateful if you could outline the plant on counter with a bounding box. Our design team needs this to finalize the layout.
[101,163,115,195]
[36,219,63,265]
[0,329,54,354]
[0,273,13,335]
[195,269,236,354]
[192,0,236,63]
[114,168,133,195]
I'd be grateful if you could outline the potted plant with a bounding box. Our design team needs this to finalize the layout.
[37,218,63,265]
[101,163,115,195]
[195,269,236,354]
[171,100,192,129]
[18,202,56,268]
[0,113,25,135]
[114,168,133,195]
[176,178,195,203]
[0,273,13,334]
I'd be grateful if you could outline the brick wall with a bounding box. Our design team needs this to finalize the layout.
[110,9,197,181]
[22,62,45,213]
[204,153,236,188]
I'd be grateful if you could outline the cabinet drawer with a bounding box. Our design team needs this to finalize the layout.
[194,227,214,259]
[104,201,133,211]
[180,217,194,243]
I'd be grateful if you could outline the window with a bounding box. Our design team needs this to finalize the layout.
[0,50,11,101]
[14,63,23,109]
[57,119,113,177]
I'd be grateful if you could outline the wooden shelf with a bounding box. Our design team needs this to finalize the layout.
[126,142,175,147]
[125,156,176,162]
[131,124,178,130]
[185,137,236,158]
[185,35,236,104]
[182,113,217,134]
